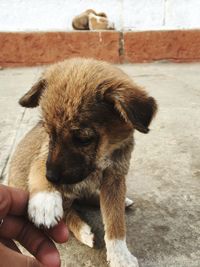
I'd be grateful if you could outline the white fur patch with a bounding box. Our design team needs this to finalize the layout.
[79,224,94,248]
[28,191,63,228]
[125,197,134,208]
[105,238,139,267]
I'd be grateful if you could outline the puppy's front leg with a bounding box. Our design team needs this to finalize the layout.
[28,157,63,228]
[100,171,139,267]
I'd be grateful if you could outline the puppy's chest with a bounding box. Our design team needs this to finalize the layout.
[61,170,102,200]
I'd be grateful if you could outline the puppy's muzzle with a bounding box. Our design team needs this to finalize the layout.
[46,152,94,185]
[46,168,60,184]
[46,166,90,185]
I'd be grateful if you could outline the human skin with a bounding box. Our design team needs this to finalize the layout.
[0,185,68,267]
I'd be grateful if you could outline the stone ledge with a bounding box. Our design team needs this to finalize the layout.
[124,30,200,63]
[0,30,200,66]
[0,31,120,67]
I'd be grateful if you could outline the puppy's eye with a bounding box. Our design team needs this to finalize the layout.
[72,128,96,147]
[73,135,94,146]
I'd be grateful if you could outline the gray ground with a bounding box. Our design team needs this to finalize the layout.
[0,63,199,267]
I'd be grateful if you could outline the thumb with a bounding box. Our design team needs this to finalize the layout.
[0,243,43,267]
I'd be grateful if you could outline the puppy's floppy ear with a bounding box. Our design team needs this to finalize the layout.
[19,79,47,108]
[104,83,157,133]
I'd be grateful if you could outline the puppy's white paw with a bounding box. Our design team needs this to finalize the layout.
[79,224,94,248]
[28,191,63,228]
[125,197,134,208]
[106,239,139,267]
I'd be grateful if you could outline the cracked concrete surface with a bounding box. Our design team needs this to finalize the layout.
[0,63,199,267]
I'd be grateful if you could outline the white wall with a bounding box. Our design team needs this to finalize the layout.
[0,0,200,32]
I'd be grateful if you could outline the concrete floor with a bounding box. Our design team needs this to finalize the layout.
[0,63,200,267]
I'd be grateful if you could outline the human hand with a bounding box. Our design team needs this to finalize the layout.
[0,184,68,267]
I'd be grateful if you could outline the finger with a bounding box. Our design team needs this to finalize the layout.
[46,220,69,243]
[0,185,28,218]
[0,237,21,253]
[0,243,43,267]
[0,215,61,267]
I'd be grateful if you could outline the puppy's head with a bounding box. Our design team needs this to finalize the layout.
[19,58,157,185]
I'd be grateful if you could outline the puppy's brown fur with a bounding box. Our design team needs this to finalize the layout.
[8,58,157,266]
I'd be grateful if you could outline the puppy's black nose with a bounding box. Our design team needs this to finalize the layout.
[46,169,60,184]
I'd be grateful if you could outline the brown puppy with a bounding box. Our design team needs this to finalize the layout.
[72,9,114,30]
[72,9,96,30]
[8,58,157,267]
